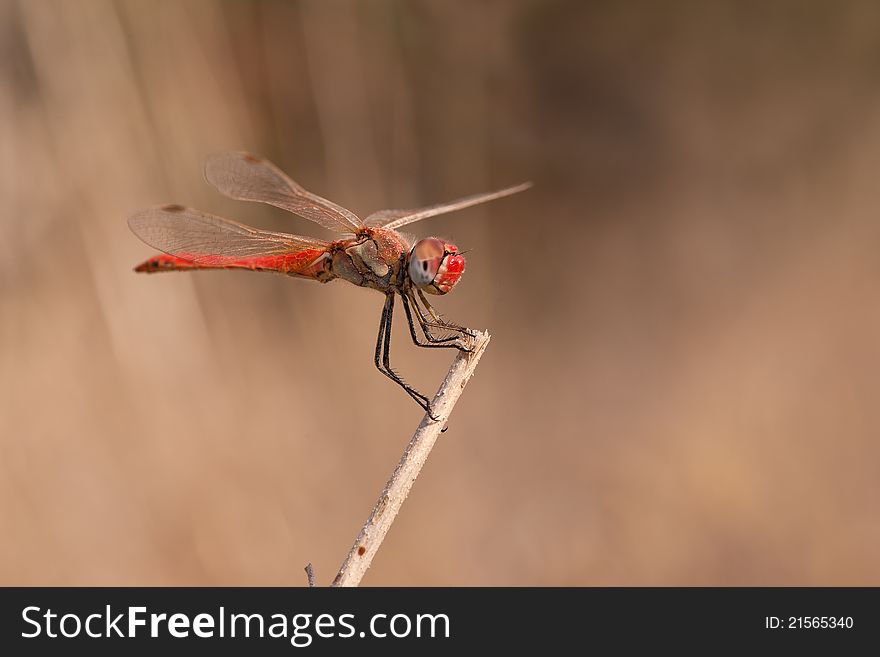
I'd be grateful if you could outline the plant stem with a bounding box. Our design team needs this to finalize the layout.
[330,330,491,587]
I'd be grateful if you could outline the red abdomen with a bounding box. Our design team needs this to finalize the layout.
[134,249,330,278]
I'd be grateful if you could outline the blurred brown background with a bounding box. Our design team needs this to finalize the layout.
[3,0,880,586]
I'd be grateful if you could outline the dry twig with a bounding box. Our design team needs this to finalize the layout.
[330,330,491,587]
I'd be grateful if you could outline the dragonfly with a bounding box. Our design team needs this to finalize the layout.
[128,152,531,418]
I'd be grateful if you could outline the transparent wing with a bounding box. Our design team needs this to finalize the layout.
[205,151,363,234]
[128,204,329,265]
[365,182,533,230]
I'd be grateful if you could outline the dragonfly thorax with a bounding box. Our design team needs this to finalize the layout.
[324,228,410,292]
[407,238,466,295]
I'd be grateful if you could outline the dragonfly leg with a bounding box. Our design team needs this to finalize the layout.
[417,289,476,336]
[401,292,461,349]
[412,289,476,352]
[374,293,438,420]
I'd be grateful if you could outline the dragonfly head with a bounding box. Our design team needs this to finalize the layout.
[407,238,466,295]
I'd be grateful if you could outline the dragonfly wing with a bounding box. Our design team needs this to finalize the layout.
[365,182,533,230]
[205,152,363,234]
[128,204,330,265]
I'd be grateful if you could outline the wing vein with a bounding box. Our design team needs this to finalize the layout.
[205,152,363,233]
[128,205,329,265]
[366,182,533,229]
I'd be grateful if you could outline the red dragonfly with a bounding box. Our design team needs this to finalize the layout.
[128,152,530,417]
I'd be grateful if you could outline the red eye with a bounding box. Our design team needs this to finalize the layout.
[408,238,465,294]
[408,238,445,287]
[431,251,465,294]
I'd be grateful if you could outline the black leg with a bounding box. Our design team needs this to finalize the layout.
[410,290,476,352]
[417,289,476,336]
[374,294,438,419]
[401,292,460,349]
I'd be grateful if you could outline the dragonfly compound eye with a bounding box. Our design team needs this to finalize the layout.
[408,238,466,295]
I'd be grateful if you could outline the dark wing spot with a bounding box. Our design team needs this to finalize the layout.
[243,154,262,164]
[162,204,186,213]
[422,261,429,271]
[357,546,366,556]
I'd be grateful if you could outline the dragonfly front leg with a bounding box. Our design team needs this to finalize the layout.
[416,289,476,336]
[401,292,461,349]
[410,289,476,352]
[374,293,438,419]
